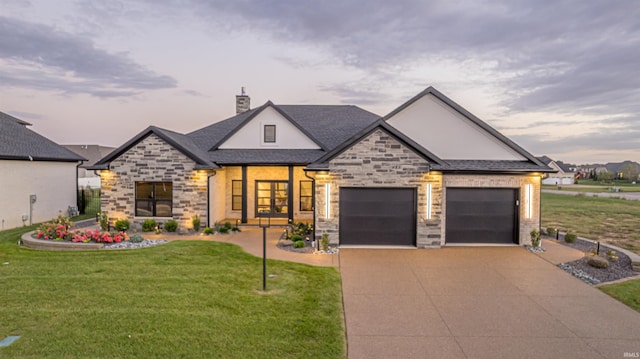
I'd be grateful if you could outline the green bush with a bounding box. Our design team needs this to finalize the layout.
[192,215,201,231]
[232,227,241,232]
[114,219,130,231]
[165,220,178,232]
[224,221,232,230]
[320,233,330,251]
[291,221,312,236]
[294,240,306,249]
[291,235,303,242]
[203,227,214,235]
[129,233,144,243]
[530,229,541,248]
[99,212,109,231]
[218,226,229,234]
[564,231,577,243]
[546,227,557,236]
[142,219,157,232]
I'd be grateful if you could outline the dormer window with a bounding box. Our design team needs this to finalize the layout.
[264,124,276,143]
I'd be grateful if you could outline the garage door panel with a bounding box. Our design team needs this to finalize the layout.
[446,188,518,244]
[340,188,416,246]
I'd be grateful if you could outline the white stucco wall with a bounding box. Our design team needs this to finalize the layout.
[386,94,525,160]
[209,169,227,225]
[219,107,321,149]
[0,160,78,230]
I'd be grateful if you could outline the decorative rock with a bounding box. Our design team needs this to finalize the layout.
[280,240,294,247]
[587,255,609,269]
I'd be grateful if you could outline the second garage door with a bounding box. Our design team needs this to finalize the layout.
[446,188,518,244]
[339,187,416,246]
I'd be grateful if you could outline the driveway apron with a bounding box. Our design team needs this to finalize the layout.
[340,247,640,358]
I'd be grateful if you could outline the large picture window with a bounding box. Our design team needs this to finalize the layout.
[300,180,313,211]
[232,180,243,211]
[135,182,173,217]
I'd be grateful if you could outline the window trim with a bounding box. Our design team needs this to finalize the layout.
[299,180,313,212]
[263,124,276,143]
[232,180,243,211]
[135,181,173,217]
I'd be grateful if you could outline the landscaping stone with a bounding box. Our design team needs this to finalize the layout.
[587,255,609,269]
[280,239,294,247]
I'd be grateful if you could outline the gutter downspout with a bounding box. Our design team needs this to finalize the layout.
[303,170,316,242]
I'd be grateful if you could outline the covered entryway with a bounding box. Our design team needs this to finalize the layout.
[446,188,518,244]
[339,187,416,246]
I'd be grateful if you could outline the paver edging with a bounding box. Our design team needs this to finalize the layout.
[21,231,104,250]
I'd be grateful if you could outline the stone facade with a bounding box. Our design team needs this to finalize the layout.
[315,129,442,247]
[100,134,211,231]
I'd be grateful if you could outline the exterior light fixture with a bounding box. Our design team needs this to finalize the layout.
[425,183,432,220]
[526,183,533,219]
[325,183,331,219]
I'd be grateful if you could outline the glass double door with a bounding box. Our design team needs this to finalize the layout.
[256,181,288,217]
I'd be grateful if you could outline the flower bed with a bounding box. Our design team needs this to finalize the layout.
[35,216,128,244]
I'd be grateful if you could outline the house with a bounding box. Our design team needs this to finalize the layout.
[64,145,115,188]
[537,156,573,185]
[91,87,553,247]
[0,112,85,229]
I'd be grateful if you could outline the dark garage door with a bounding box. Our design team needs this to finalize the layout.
[340,187,416,246]
[446,188,518,244]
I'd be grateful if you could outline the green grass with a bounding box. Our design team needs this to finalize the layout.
[600,280,640,313]
[0,226,345,358]
[541,193,640,254]
[576,179,640,187]
[542,185,640,193]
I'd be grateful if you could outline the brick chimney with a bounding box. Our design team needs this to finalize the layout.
[236,87,250,114]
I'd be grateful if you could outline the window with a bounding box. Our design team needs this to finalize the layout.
[135,182,172,217]
[264,124,276,143]
[300,180,313,211]
[232,180,242,211]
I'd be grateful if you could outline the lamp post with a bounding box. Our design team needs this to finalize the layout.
[258,210,271,291]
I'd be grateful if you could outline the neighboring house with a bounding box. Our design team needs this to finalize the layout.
[90,87,552,247]
[604,161,640,181]
[63,145,115,188]
[0,112,85,229]
[537,156,573,185]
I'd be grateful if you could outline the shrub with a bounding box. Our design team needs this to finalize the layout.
[142,219,157,232]
[291,235,303,242]
[587,255,609,269]
[203,227,214,235]
[224,221,232,230]
[129,233,144,243]
[530,229,541,248]
[320,233,330,251]
[98,212,109,231]
[291,221,312,236]
[232,227,241,232]
[218,226,229,234]
[114,219,130,232]
[165,220,178,232]
[294,240,306,248]
[192,215,201,231]
[564,231,577,243]
[546,227,557,236]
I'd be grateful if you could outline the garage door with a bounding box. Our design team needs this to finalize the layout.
[446,188,518,244]
[339,187,416,246]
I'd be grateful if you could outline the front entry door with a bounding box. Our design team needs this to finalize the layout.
[256,181,288,218]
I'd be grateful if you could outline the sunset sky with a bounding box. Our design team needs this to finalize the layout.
[1,1,639,164]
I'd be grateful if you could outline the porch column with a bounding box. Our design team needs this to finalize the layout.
[241,165,248,223]
[288,165,294,222]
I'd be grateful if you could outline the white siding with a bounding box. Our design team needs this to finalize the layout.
[219,107,321,149]
[0,160,78,229]
[386,94,525,160]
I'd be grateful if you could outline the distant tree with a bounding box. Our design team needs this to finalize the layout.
[598,171,615,183]
[620,164,640,182]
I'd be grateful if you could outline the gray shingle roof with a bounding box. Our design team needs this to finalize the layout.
[0,111,85,162]
[210,149,326,164]
[63,145,115,168]
[437,160,555,172]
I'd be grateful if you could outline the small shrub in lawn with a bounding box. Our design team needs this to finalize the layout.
[114,219,130,232]
[587,255,609,269]
[546,227,557,236]
[530,228,541,248]
[203,227,214,235]
[291,234,303,242]
[294,240,306,249]
[142,219,157,232]
[192,215,201,231]
[564,231,577,243]
[165,220,178,232]
[129,233,144,243]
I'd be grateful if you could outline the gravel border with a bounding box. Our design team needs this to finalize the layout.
[103,239,168,249]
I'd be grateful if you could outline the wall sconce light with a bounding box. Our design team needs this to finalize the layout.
[325,183,331,219]
[425,183,432,220]
[526,183,533,219]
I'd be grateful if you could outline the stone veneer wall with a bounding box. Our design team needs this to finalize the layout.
[442,174,541,245]
[315,129,442,247]
[100,134,210,231]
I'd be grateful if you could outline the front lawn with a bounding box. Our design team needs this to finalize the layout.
[541,193,640,254]
[599,279,640,313]
[0,226,344,358]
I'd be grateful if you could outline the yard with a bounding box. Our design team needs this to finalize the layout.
[0,226,345,358]
[541,192,640,254]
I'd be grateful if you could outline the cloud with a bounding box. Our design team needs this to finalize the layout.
[0,16,177,97]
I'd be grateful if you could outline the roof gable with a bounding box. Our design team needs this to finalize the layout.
[217,103,323,150]
[385,87,543,165]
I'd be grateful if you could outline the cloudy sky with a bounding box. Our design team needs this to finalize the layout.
[1,0,639,164]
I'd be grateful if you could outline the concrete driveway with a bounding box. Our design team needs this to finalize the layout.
[340,247,640,358]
